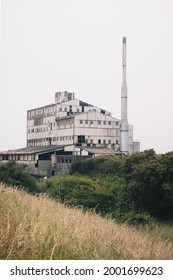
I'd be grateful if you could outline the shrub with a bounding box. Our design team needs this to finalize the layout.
[0,162,38,193]
[122,150,173,218]
[71,155,125,176]
[45,174,118,216]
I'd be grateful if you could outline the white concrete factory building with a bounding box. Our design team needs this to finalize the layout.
[27,90,138,155]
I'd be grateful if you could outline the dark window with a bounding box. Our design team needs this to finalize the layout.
[49,123,52,130]
[98,139,101,144]
[2,154,8,160]
[69,105,72,112]
[78,135,85,144]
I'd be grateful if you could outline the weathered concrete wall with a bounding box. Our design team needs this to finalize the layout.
[0,154,92,177]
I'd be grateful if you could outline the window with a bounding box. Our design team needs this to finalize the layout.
[98,121,101,125]
[116,121,119,126]
[108,121,111,125]
[69,105,72,112]
[85,120,88,124]
[103,139,106,144]
[116,140,119,144]
[98,139,101,144]
[78,135,85,144]
[49,123,52,130]
[90,120,93,124]
[108,140,111,144]
[103,121,106,125]
[80,120,83,124]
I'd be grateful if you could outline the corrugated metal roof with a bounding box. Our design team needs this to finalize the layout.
[0,145,66,155]
[0,145,116,156]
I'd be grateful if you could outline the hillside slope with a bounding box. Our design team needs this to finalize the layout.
[0,183,173,260]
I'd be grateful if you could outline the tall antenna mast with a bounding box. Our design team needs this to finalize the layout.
[120,37,129,155]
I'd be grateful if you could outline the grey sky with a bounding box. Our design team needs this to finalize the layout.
[1,0,173,153]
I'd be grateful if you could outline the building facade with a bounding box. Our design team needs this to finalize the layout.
[27,91,137,154]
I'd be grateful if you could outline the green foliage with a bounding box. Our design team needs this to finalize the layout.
[71,155,125,176]
[123,212,156,227]
[123,149,173,217]
[2,151,173,222]
[70,151,173,220]
[44,174,119,216]
[0,162,38,193]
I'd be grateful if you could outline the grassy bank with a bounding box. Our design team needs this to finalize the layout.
[0,183,173,260]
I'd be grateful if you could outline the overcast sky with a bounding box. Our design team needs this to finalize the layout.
[1,0,173,154]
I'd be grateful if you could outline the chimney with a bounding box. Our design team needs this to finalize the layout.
[120,37,129,155]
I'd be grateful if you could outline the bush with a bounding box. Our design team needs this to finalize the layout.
[71,155,125,176]
[44,174,118,216]
[0,162,38,193]
[122,150,173,218]
[42,152,173,221]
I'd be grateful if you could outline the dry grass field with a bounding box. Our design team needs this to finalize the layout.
[0,183,173,260]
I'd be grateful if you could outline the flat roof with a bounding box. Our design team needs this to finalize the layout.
[82,147,116,155]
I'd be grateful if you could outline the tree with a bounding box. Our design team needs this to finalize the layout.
[123,150,173,217]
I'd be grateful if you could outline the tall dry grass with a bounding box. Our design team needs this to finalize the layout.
[0,183,173,260]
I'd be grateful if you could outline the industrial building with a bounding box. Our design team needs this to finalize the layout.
[0,37,140,176]
[27,90,134,152]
